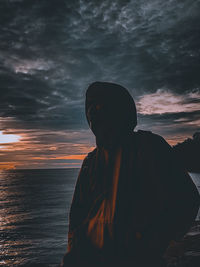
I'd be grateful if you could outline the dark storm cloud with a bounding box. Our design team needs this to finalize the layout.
[138,110,200,136]
[0,66,86,129]
[0,0,199,136]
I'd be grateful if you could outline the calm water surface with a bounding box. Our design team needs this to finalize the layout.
[0,169,199,267]
[0,169,79,267]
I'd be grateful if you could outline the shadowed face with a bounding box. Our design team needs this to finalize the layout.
[86,96,118,148]
[86,82,137,150]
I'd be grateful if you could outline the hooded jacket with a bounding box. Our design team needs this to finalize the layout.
[62,82,200,266]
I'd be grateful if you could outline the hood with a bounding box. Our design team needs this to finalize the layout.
[85,82,137,149]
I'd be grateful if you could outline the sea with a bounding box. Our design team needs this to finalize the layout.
[0,169,199,267]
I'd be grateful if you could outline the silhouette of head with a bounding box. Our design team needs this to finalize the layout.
[85,82,137,149]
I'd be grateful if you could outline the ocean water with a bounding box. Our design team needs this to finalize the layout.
[0,169,79,267]
[0,169,199,267]
[190,173,200,220]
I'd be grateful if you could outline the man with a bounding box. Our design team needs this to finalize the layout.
[61,82,200,266]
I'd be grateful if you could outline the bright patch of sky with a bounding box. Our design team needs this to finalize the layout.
[0,131,20,144]
[137,89,200,115]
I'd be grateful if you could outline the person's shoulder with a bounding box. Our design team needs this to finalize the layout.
[84,148,97,161]
[134,130,171,153]
[135,129,165,142]
[81,148,97,170]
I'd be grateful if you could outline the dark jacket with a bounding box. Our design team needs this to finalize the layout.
[62,130,200,266]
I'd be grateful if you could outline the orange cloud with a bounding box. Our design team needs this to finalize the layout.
[31,154,86,160]
[0,162,16,170]
[53,155,86,160]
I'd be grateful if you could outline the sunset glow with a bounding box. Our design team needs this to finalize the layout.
[0,162,16,170]
[0,129,95,169]
[0,131,21,144]
[31,155,87,160]
[0,0,199,170]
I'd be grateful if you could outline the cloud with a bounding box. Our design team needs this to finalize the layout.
[135,89,200,144]
[0,0,200,167]
[137,89,200,115]
[0,128,95,168]
[5,58,53,74]
[136,109,200,145]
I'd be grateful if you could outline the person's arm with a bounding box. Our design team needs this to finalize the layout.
[139,133,200,258]
[151,135,200,241]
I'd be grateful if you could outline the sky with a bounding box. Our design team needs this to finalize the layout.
[0,0,199,169]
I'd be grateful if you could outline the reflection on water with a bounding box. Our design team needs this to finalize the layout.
[0,185,31,230]
[1,240,33,266]
[0,169,78,267]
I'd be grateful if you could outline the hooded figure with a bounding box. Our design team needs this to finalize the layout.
[61,82,200,267]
